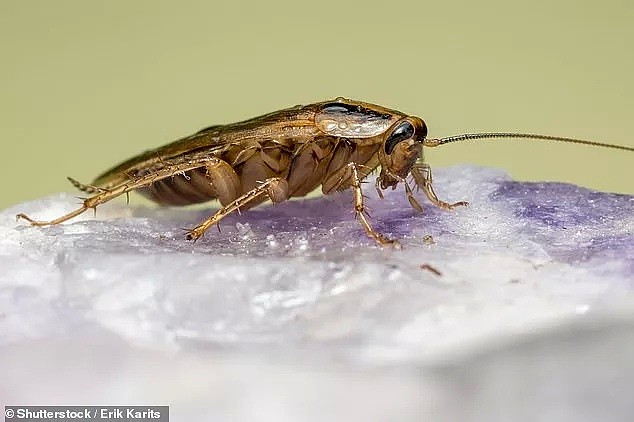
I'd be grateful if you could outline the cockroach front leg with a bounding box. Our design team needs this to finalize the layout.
[185,177,289,241]
[348,163,400,248]
[411,163,468,210]
[16,157,221,227]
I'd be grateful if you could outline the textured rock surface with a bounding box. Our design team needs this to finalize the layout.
[1,165,633,421]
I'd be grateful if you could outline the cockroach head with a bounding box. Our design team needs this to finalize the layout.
[383,116,427,155]
[378,116,427,188]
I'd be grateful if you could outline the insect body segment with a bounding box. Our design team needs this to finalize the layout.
[315,101,397,138]
[17,98,634,247]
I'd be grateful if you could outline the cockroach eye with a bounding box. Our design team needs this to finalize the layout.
[384,121,415,154]
[419,121,428,140]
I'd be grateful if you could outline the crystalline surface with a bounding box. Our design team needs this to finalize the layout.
[1,165,633,421]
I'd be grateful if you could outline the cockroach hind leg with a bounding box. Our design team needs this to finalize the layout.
[15,213,37,224]
[20,156,223,230]
[16,205,89,227]
[185,177,289,242]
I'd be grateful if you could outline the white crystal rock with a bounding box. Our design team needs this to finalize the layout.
[1,165,633,421]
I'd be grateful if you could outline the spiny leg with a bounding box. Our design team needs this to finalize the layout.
[185,177,289,241]
[411,163,468,210]
[16,157,222,227]
[348,163,400,248]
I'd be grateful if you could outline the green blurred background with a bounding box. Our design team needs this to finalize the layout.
[2,0,632,209]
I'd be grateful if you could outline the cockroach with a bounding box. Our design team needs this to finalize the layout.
[16,97,634,247]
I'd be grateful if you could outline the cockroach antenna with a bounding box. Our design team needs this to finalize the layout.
[424,132,634,152]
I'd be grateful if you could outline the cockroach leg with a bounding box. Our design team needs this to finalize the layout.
[17,206,89,227]
[349,163,400,248]
[374,178,385,200]
[204,158,241,206]
[185,177,289,241]
[16,157,220,227]
[411,163,468,210]
[403,181,424,212]
[379,171,424,212]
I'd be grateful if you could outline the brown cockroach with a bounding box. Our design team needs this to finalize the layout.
[16,97,634,247]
